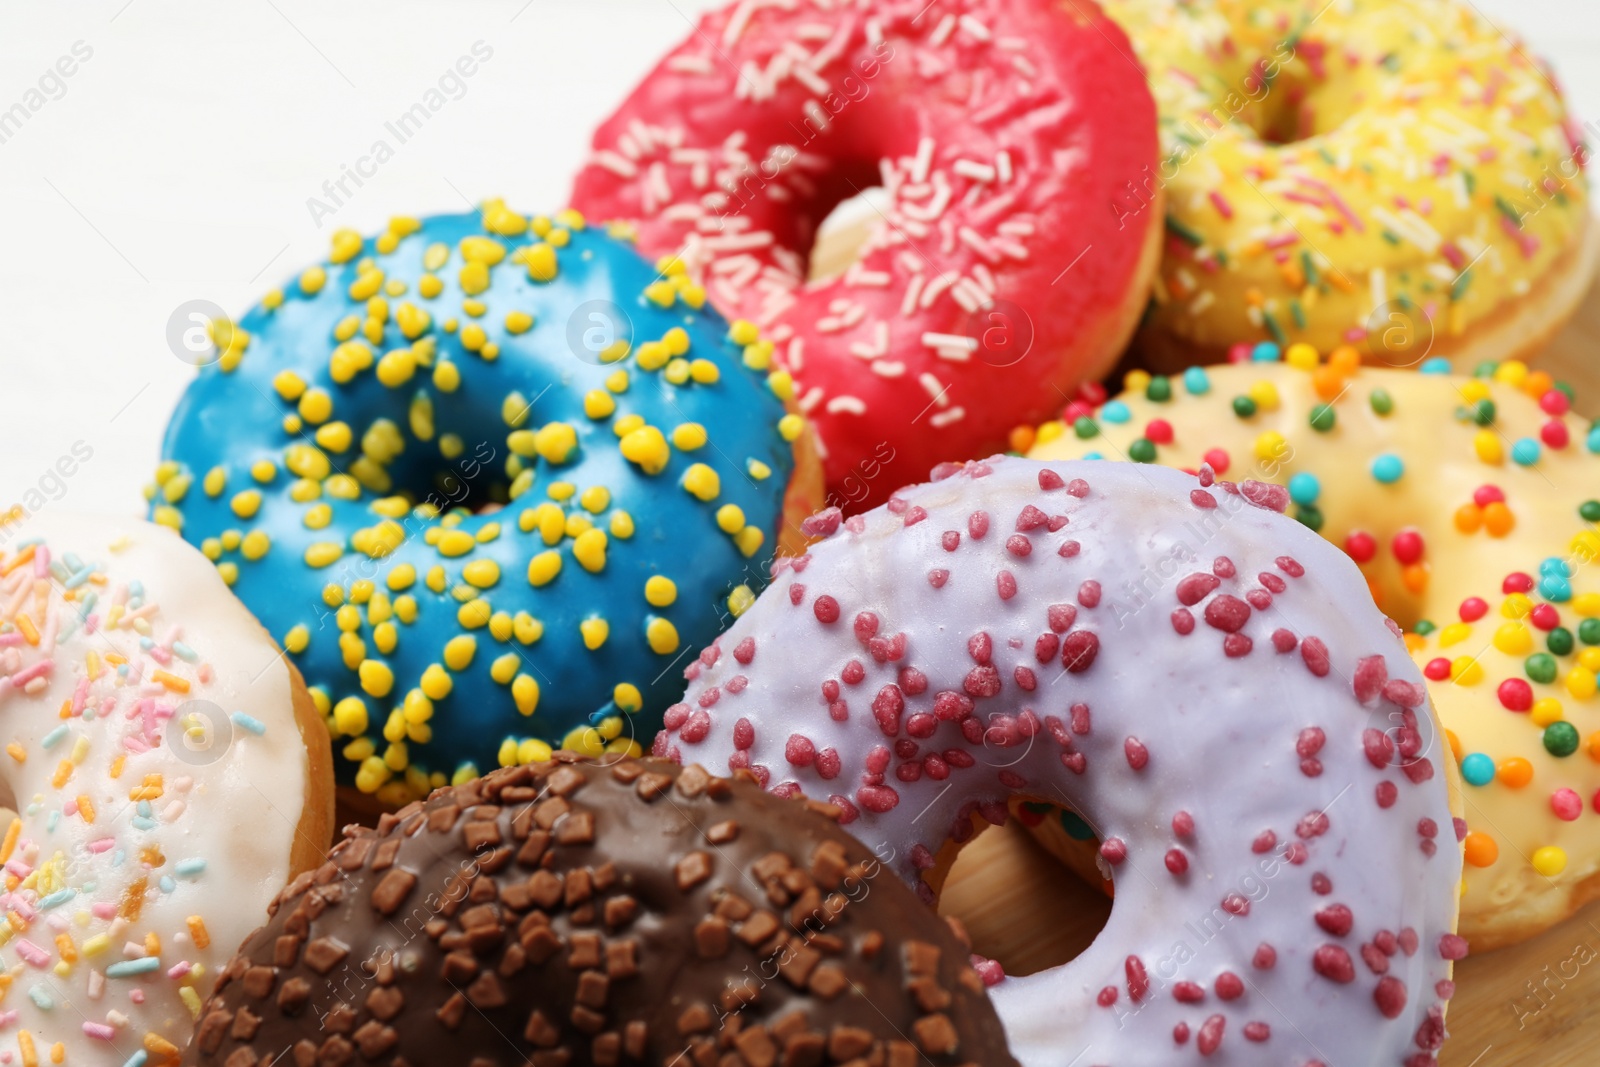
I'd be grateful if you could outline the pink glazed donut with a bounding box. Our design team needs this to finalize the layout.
[657,457,1465,1067]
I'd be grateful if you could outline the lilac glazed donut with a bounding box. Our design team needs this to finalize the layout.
[657,456,1465,1067]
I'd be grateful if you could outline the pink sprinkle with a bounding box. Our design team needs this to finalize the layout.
[9,661,52,687]
[82,1022,116,1040]
[1208,190,1234,219]
[13,940,48,967]
[167,961,193,979]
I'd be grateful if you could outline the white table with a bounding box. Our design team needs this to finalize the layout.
[1,0,1594,514]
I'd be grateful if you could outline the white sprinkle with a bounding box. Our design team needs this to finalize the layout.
[998,218,1035,236]
[866,18,884,46]
[920,272,956,309]
[1370,267,1387,316]
[591,151,638,179]
[825,396,868,415]
[786,337,805,372]
[995,151,1013,184]
[959,14,991,41]
[793,63,831,96]
[703,231,776,253]
[723,0,757,48]
[930,13,958,47]
[798,386,826,413]
[930,406,966,428]
[871,360,906,378]
[953,159,997,183]
[950,283,981,314]
[1188,290,1216,315]
[844,265,892,287]
[958,227,1001,263]
[919,372,951,405]
[900,275,925,316]
[803,99,830,132]
[912,137,935,184]
[972,263,997,294]
[992,237,1030,261]
[922,332,978,352]
[666,54,716,75]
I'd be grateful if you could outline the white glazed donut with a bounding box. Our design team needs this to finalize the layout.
[0,511,332,1066]
[656,457,1464,1067]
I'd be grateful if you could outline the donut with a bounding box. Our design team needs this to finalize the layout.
[570,0,1162,510]
[149,204,822,807]
[0,509,332,1065]
[180,757,1017,1067]
[1029,352,1600,949]
[657,457,1464,1065]
[1102,0,1597,369]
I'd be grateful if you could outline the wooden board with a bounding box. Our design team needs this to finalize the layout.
[928,275,1600,1067]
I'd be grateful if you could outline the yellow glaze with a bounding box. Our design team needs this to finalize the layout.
[1105,0,1588,359]
[1032,355,1600,948]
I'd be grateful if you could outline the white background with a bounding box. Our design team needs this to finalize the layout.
[1,0,1594,516]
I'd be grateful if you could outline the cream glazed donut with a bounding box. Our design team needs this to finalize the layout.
[657,458,1464,1067]
[0,510,332,1066]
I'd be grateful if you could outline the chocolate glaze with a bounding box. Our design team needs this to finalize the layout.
[183,755,1017,1067]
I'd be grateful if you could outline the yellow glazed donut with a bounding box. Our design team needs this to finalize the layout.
[1104,0,1597,368]
[1030,352,1600,950]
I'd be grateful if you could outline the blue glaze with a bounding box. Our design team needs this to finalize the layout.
[154,210,795,798]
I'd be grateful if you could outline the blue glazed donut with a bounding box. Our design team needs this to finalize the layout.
[149,203,816,805]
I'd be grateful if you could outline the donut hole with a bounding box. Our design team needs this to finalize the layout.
[368,422,513,515]
[938,802,1112,977]
[1227,54,1367,147]
[808,183,892,283]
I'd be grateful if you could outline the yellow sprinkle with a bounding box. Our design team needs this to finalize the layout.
[525,242,558,282]
[1253,432,1286,463]
[463,560,501,588]
[489,653,519,685]
[359,660,395,698]
[419,663,453,701]
[298,266,326,294]
[767,371,795,401]
[1531,846,1567,877]
[229,490,262,520]
[240,530,271,561]
[1284,343,1319,370]
[436,529,476,558]
[605,369,630,393]
[580,617,610,650]
[1531,697,1564,726]
[644,280,676,306]
[1473,430,1503,464]
[284,624,310,654]
[1493,622,1534,655]
[620,426,671,475]
[645,575,677,607]
[443,635,477,671]
[298,388,333,424]
[536,423,579,464]
[743,341,773,371]
[527,551,562,587]
[573,529,609,573]
[610,510,635,539]
[433,360,462,393]
[734,526,765,558]
[0,819,19,862]
[512,673,540,716]
[304,542,344,568]
[716,504,745,534]
[665,359,691,385]
[689,359,720,384]
[505,310,534,334]
[672,423,708,450]
[778,414,804,442]
[747,459,772,480]
[613,683,643,713]
[647,617,680,655]
[682,463,720,501]
[584,390,616,420]
[728,584,756,618]
[1449,656,1484,685]
[579,486,610,513]
[729,319,760,346]
[1567,668,1597,700]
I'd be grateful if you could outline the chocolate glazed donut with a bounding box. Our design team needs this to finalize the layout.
[182,757,1017,1067]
